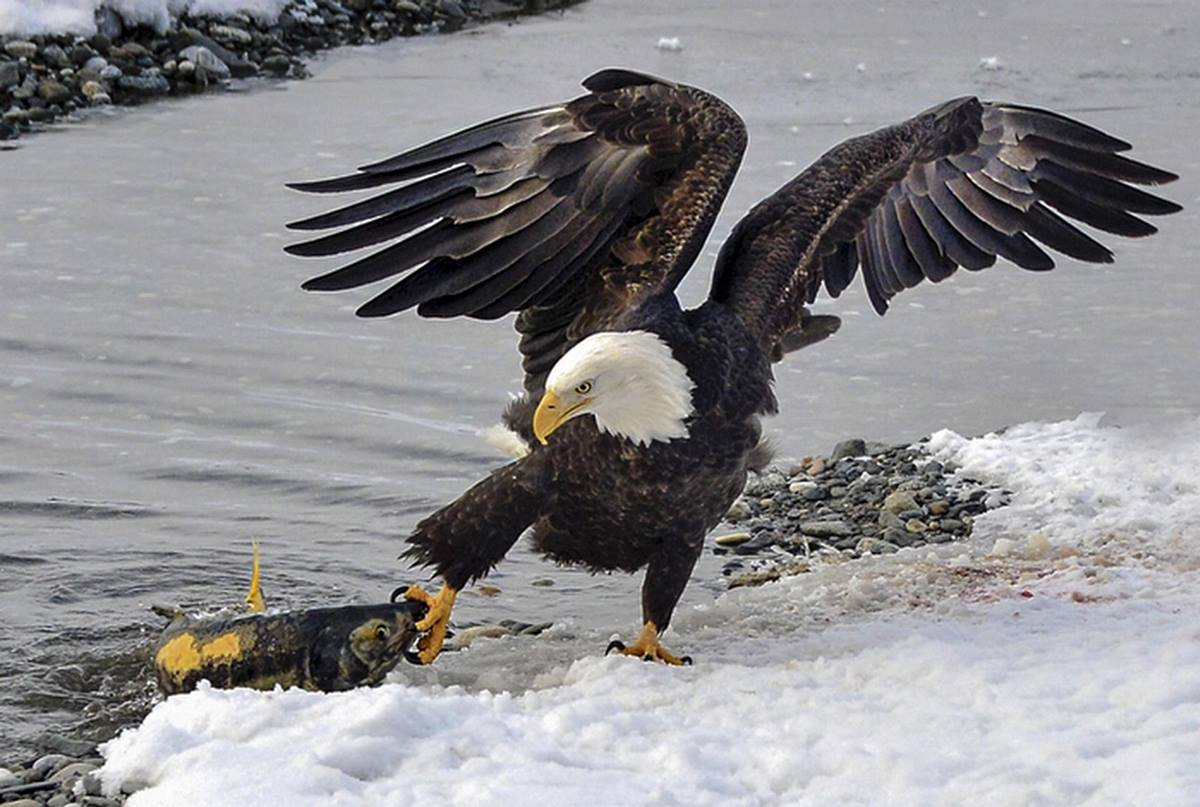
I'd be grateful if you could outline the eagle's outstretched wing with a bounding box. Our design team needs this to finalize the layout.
[709,97,1180,351]
[286,69,746,392]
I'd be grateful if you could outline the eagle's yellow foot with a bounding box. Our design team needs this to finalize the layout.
[402,584,458,665]
[606,622,692,666]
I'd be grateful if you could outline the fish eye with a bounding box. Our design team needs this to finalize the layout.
[574,380,593,395]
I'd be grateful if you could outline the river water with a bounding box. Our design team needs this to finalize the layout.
[1,0,1197,759]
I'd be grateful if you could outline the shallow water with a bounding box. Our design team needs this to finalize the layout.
[1,0,1198,759]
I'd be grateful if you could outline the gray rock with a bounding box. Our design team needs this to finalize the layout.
[438,0,468,17]
[37,79,73,106]
[3,799,45,807]
[882,490,919,514]
[801,485,828,502]
[882,526,921,546]
[12,73,38,99]
[830,438,867,461]
[181,26,258,77]
[81,771,103,796]
[877,509,904,529]
[939,518,965,533]
[897,508,924,520]
[48,762,97,784]
[0,60,19,89]
[176,60,196,77]
[262,54,291,76]
[904,518,927,533]
[3,107,30,125]
[924,531,953,544]
[0,766,19,787]
[48,794,72,807]
[209,24,253,46]
[99,65,123,81]
[31,754,70,777]
[799,520,853,538]
[82,797,121,807]
[41,44,70,68]
[118,74,171,97]
[82,56,108,73]
[95,5,124,39]
[4,40,38,60]
[856,536,900,555]
[179,45,231,80]
[725,498,751,522]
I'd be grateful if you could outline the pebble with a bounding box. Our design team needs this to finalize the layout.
[0,59,20,88]
[31,754,69,777]
[830,438,866,461]
[179,45,232,80]
[714,532,752,546]
[49,762,98,784]
[882,490,920,514]
[117,74,171,97]
[4,40,37,59]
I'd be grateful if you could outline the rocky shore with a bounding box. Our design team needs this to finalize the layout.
[0,0,581,142]
[713,437,1005,588]
[0,734,123,807]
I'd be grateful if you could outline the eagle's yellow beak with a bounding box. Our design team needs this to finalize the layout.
[533,390,592,445]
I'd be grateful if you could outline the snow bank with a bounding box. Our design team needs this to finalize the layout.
[99,416,1200,806]
[0,0,291,36]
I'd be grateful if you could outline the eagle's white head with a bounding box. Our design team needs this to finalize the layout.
[533,331,696,447]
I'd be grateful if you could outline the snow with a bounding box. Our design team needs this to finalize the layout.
[0,0,291,36]
[655,35,682,51]
[97,414,1200,806]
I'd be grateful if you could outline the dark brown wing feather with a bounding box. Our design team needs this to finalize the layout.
[287,69,747,392]
[709,97,1180,350]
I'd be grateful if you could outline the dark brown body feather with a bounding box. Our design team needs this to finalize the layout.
[287,70,1178,634]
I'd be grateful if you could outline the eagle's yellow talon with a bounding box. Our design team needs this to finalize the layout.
[403,584,458,664]
[607,622,691,666]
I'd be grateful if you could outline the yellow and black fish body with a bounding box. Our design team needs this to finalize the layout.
[153,600,427,695]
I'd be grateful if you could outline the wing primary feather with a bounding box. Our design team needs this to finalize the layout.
[301,220,453,292]
[357,106,566,174]
[993,105,1134,152]
[357,195,576,316]
[285,191,470,257]
[1031,161,1182,215]
[1023,202,1114,263]
[1033,179,1158,237]
[1026,136,1179,185]
[286,165,476,231]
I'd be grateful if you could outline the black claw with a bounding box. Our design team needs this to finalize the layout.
[403,637,427,666]
[681,656,693,666]
[389,585,409,603]
[606,640,626,656]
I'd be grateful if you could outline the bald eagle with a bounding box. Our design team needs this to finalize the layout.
[286,69,1179,664]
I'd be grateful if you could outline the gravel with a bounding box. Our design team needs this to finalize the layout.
[714,436,1008,588]
[1,0,583,141]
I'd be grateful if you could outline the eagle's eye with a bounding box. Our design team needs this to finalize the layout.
[574,380,593,395]
[374,625,388,641]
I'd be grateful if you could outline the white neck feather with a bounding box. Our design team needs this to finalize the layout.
[546,330,696,446]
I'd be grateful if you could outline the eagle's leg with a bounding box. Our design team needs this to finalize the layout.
[607,535,702,666]
[402,583,458,664]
